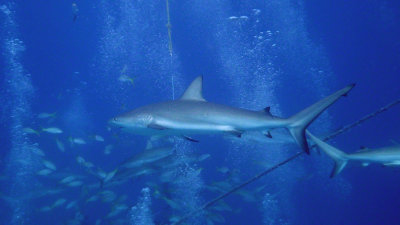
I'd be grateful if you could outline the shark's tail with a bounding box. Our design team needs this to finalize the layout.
[306,131,349,178]
[286,84,355,154]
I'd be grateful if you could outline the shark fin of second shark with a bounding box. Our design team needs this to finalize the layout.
[306,131,349,178]
[287,84,355,154]
[180,76,206,101]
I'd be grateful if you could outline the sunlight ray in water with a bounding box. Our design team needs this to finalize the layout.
[1,4,39,224]
[130,187,154,225]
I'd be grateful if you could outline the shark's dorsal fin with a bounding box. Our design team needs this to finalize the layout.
[180,76,206,101]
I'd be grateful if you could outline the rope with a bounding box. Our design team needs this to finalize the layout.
[172,98,400,224]
[166,0,173,57]
[166,0,175,100]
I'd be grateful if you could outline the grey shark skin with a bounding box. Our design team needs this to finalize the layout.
[307,131,400,177]
[110,76,354,154]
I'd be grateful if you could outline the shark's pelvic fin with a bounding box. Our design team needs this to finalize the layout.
[148,123,167,130]
[226,129,243,138]
[287,84,355,154]
[183,135,199,142]
[180,76,206,101]
[306,131,349,178]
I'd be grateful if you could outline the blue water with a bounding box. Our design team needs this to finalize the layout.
[1,1,400,224]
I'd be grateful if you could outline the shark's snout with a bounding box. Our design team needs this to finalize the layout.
[108,117,120,126]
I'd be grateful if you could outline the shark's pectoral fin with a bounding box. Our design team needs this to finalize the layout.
[183,135,199,143]
[148,123,168,130]
[383,161,400,167]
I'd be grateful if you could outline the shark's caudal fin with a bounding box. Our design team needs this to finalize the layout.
[286,84,355,154]
[306,131,348,178]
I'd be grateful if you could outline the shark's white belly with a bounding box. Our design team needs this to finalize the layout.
[118,100,285,136]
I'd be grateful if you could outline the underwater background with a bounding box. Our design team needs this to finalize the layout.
[0,0,400,224]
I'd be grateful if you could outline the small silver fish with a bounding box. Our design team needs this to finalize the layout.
[67,181,83,187]
[83,161,94,168]
[39,206,52,212]
[56,139,65,152]
[162,197,180,210]
[103,169,118,183]
[198,154,211,161]
[42,127,63,134]
[76,156,85,164]
[106,204,128,218]
[66,200,78,209]
[100,190,116,202]
[216,167,229,174]
[32,148,45,157]
[38,112,56,119]
[42,160,56,170]
[94,135,104,142]
[104,145,113,155]
[52,198,66,208]
[37,169,53,176]
[86,195,99,202]
[22,127,40,136]
[118,75,135,86]
[70,137,86,145]
[60,176,76,184]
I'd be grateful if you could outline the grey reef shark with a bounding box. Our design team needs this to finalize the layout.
[307,131,400,177]
[110,76,355,154]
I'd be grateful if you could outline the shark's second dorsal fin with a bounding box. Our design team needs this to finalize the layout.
[262,106,273,116]
[180,76,206,101]
[356,146,369,152]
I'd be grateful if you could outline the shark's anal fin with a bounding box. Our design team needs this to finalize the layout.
[356,146,369,152]
[148,123,167,130]
[183,135,199,143]
[264,131,272,138]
